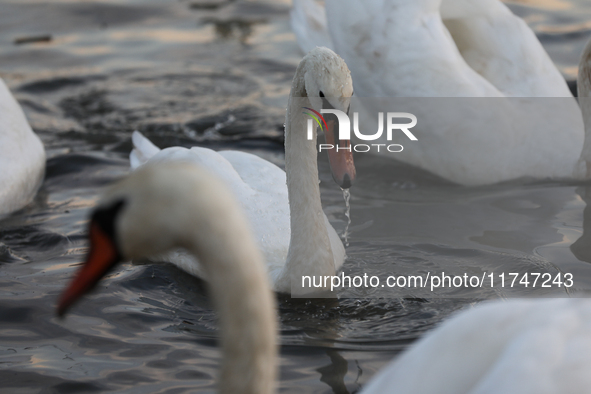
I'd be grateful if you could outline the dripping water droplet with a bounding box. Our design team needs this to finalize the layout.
[341,188,351,247]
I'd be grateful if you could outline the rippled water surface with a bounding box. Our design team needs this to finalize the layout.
[3,0,591,392]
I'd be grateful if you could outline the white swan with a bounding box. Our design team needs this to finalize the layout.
[348,40,591,389]
[359,297,591,394]
[291,0,587,185]
[0,78,45,215]
[129,47,355,294]
[292,0,572,98]
[57,162,277,394]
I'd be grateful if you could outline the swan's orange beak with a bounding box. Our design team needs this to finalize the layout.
[324,117,356,189]
[57,222,121,317]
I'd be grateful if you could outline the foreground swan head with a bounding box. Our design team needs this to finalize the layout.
[57,162,277,394]
[290,46,356,188]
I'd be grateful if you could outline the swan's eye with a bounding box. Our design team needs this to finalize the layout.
[319,91,325,98]
[92,198,127,244]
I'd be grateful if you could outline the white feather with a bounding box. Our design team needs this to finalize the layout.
[0,78,45,215]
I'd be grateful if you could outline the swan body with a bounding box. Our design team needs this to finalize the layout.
[130,47,355,294]
[0,78,45,215]
[291,0,587,185]
[58,162,277,394]
[130,133,295,282]
[293,0,572,98]
[360,298,591,394]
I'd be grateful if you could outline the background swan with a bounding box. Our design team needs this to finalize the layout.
[291,0,586,185]
[130,47,355,294]
[57,162,277,394]
[359,298,591,394]
[292,0,572,97]
[0,78,45,215]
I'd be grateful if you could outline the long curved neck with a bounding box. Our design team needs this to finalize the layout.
[186,200,277,394]
[577,39,591,177]
[282,59,336,294]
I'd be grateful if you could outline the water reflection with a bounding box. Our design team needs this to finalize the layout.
[317,350,350,394]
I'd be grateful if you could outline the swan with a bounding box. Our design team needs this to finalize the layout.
[57,162,277,394]
[347,38,591,388]
[129,47,355,294]
[291,0,587,186]
[292,0,572,97]
[358,297,591,394]
[0,78,45,215]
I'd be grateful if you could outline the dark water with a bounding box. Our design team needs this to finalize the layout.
[2,0,591,392]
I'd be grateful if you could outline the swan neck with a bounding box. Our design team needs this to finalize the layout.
[284,106,324,235]
[185,204,277,394]
[282,60,335,291]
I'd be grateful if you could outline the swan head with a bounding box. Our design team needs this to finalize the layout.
[56,162,250,316]
[303,47,353,112]
[302,46,356,188]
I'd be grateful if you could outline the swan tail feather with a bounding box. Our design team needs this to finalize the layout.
[130,131,160,169]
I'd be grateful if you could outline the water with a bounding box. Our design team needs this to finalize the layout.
[2,0,591,392]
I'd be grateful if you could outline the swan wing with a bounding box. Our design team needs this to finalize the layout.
[130,132,249,193]
[218,150,287,197]
[218,150,292,281]
[130,132,291,285]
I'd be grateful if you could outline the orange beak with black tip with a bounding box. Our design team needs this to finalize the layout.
[57,221,121,317]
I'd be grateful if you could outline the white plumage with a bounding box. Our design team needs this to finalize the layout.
[130,132,296,283]
[291,0,587,185]
[0,78,45,215]
[360,298,591,394]
[129,47,355,294]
